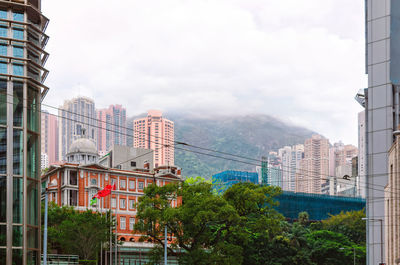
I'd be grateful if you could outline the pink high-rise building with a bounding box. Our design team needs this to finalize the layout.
[41,111,59,166]
[296,134,330,194]
[97,104,127,154]
[134,110,174,167]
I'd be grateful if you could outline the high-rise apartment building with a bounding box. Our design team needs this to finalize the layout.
[134,110,174,167]
[328,142,358,196]
[97,104,126,154]
[126,117,134,147]
[58,97,97,161]
[41,111,58,166]
[296,135,329,194]
[0,1,49,264]
[361,1,399,263]
[279,144,304,192]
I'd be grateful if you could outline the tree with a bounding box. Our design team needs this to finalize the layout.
[42,203,113,260]
[322,209,366,244]
[135,179,242,265]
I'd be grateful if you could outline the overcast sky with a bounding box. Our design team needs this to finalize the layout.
[41,0,366,145]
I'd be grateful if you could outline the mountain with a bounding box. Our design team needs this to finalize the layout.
[167,113,316,178]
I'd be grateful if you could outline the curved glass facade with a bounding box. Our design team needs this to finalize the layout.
[0,1,49,264]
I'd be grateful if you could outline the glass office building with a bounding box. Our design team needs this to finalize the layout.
[0,1,49,264]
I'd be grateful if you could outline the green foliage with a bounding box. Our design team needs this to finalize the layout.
[136,182,366,265]
[322,209,366,244]
[42,202,113,260]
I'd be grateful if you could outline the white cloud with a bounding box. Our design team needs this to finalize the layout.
[42,0,366,144]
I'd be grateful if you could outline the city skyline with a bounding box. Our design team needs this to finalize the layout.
[41,0,366,146]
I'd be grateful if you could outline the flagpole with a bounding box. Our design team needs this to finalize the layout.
[110,189,112,265]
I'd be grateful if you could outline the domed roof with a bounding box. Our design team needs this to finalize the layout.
[67,138,98,155]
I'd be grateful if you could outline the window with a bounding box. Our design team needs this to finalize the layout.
[130,161,136,167]
[111,178,116,187]
[120,217,126,230]
[0,62,7,74]
[129,180,135,190]
[129,218,135,230]
[111,198,116,208]
[13,46,23,58]
[70,190,77,206]
[91,178,97,186]
[13,12,24,22]
[0,44,6,56]
[120,179,126,189]
[70,171,77,185]
[129,199,135,210]
[0,10,7,20]
[138,182,144,190]
[120,198,126,209]
[0,26,7,37]
[13,29,23,40]
[13,64,23,76]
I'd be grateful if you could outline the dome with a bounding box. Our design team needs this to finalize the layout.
[67,138,98,155]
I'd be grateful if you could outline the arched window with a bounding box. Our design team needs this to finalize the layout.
[91,178,97,186]
[120,237,126,242]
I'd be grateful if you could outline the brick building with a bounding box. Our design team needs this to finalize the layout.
[41,162,182,243]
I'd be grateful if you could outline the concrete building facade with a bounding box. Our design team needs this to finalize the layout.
[0,0,50,264]
[363,0,399,263]
[279,144,304,192]
[97,104,126,154]
[98,145,154,171]
[41,110,58,166]
[385,134,400,265]
[134,110,174,167]
[296,135,329,194]
[58,97,97,161]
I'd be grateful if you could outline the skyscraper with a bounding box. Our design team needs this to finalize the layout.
[296,135,329,194]
[361,1,398,263]
[0,1,49,264]
[58,97,97,161]
[41,111,58,166]
[134,110,174,167]
[97,104,127,154]
[279,144,304,192]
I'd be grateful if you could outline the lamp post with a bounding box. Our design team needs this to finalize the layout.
[339,247,356,265]
[362,217,384,265]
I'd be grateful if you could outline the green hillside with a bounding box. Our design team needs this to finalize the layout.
[167,113,315,178]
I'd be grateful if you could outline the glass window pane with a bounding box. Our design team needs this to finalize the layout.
[13,12,24,22]
[27,133,38,179]
[0,128,6,175]
[13,129,23,175]
[13,81,23,127]
[27,180,38,225]
[0,249,5,265]
[0,225,5,245]
[0,10,7,20]
[0,62,7,74]
[27,250,38,265]
[0,176,5,222]
[13,177,23,223]
[28,87,39,132]
[13,28,23,40]
[0,80,6,125]
[13,63,23,76]
[0,26,7,37]
[27,226,38,248]
[13,225,22,246]
[0,44,6,56]
[13,46,23,58]
[13,249,22,265]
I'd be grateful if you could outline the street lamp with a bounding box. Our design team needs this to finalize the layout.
[339,247,356,265]
[362,217,384,265]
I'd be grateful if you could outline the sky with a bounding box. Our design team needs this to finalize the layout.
[41,0,366,145]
